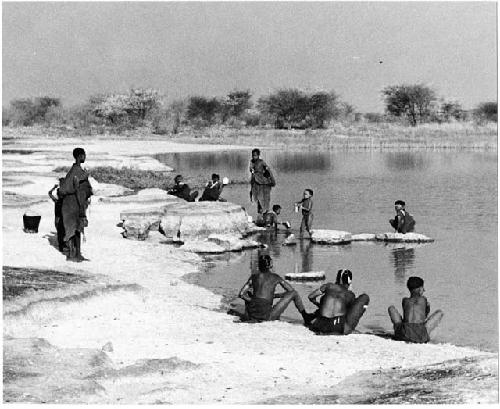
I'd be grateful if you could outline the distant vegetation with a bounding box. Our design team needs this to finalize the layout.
[2,84,497,135]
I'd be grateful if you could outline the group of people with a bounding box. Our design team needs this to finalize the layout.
[167,173,226,202]
[239,255,443,343]
[48,148,93,262]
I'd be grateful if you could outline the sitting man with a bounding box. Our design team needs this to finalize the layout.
[167,174,198,202]
[238,254,315,324]
[388,276,443,343]
[389,200,415,234]
[307,269,370,335]
[199,173,225,202]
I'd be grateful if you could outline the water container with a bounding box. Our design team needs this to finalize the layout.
[23,212,41,233]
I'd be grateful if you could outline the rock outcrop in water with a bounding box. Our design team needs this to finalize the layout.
[309,230,434,244]
[375,232,434,243]
[310,229,352,244]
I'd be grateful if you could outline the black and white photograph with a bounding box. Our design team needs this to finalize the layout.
[2,1,498,404]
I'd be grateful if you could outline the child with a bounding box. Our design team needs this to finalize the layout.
[388,276,443,343]
[262,205,291,230]
[295,189,314,237]
[199,173,225,202]
[48,178,66,252]
[167,175,199,202]
[389,200,415,233]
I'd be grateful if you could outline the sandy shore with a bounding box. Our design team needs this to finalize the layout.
[2,133,497,403]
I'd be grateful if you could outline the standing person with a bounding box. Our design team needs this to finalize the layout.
[48,178,66,252]
[238,255,315,324]
[295,189,314,238]
[307,269,370,335]
[249,148,275,214]
[389,200,416,233]
[59,148,93,262]
[388,276,443,343]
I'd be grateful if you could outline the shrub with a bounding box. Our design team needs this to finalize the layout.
[186,96,222,125]
[474,102,497,122]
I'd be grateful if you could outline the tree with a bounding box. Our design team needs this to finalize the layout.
[186,96,222,124]
[440,100,464,121]
[382,84,436,126]
[222,90,252,119]
[474,101,497,122]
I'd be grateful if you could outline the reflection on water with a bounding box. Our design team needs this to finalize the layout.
[385,152,427,171]
[156,151,249,174]
[274,152,331,172]
[299,240,313,272]
[391,246,416,285]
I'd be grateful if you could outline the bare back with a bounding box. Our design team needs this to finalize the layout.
[251,272,282,301]
[318,284,355,318]
[402,295,429,323]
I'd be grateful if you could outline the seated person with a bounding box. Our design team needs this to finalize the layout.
[307,269,370,335]
[256,205,291,229]
[388,276,443,343]
[167,174,198,202]
[238,255,315,324]
[199,173,225,202]
[389,200,415,233]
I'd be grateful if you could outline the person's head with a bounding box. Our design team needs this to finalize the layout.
[73,147,86,163]
[394,200,405,210]
[251,148,260,161]
[174,175,183,184]
[258,254,273,272]
[272,204,281,215]
[211,173,220,182]
[303,189,313,199]
[407,276,424,295]
[58,177,65,185]
[335,269,353,288]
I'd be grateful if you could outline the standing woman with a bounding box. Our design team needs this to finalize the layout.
[249,148,275,214]
[59,147,93,262]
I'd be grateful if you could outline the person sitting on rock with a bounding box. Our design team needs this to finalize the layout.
[238,254,315,324]
[388,276,443,344]
[199,173,225,202]
[307,269,370,335]
[167,174,198,202]
[258,205,291,230]
[389,200,415,233]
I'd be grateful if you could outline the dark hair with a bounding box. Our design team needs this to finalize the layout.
[305,188,314,196]
[174,174,183,183]
[335,269,352,286]
[407,276,424,292]
[252,148,261,156]
[258,254,272,272]
[73,147,85,159]
[211,173,220,180]
[272,204,281,212]
[395,200,406,206]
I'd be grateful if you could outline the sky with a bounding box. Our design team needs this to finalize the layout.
[2,1,497,112]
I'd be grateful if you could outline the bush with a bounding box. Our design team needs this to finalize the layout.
[186,96,222,125]
[474,102,497,122]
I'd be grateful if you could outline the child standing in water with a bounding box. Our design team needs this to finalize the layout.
[295,189,314,238]
[388,276,443,343]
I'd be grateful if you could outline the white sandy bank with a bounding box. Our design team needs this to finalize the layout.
[2,135,496,403]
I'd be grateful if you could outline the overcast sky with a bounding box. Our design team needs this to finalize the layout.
[2,2,497,112]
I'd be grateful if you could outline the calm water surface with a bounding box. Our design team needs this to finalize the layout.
[156,150,498,352]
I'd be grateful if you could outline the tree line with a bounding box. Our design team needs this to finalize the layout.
[2,84,497,133]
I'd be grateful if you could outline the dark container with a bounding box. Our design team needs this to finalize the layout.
[23,215,41,233]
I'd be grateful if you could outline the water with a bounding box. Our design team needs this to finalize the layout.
[156,150,498,352]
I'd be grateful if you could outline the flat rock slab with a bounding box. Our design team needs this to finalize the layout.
[375,232,434,243]
[310,229,352,244]
[207,234,263,252]
[285,271,326,281]
[351,233,377,241]
[160,202,251,241]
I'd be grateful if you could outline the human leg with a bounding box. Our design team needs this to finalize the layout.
[388,305,403,327]
[299,216,306,237]
[305,213,314,236]
[344,293,370,334]
[269,290,312,323]
[425,310,444,335]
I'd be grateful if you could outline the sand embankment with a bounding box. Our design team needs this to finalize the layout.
[2,132,497,404]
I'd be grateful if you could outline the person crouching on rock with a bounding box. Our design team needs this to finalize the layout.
[59,148,93,262]
[199,173,225,202]
[167,174,199,202]
[238,255,315,324]
[388,276,443,343]
[389,200,415,234]
[257,204,291,231]
[307,269,370,335]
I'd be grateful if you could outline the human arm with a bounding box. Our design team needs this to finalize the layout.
[308,285,325,307]
[48,184,58,202]
[238,278,253,302]
[424,296,430,317]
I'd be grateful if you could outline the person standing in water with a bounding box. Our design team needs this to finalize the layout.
[295,188,314,238]
[249,148,275,215]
